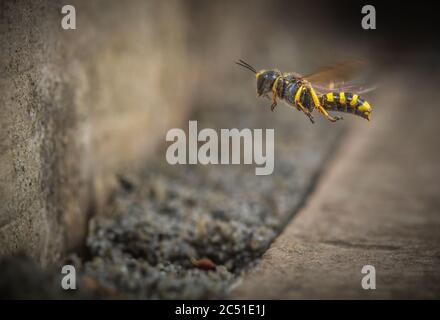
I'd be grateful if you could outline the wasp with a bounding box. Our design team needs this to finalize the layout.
[236,59,374,123]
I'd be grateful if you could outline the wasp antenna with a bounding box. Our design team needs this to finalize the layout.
[235,60,257,74]
[235,60,254,71]
[238,59,257,73]
[238,59,257,72]
[235,62,256,74]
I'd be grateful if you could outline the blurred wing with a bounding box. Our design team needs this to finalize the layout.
[303,59,367,85]
[313,82,377,95]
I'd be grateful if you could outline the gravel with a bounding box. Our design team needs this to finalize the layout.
[69,105,345,299]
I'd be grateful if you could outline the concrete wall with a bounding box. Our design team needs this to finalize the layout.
[0,0,190,266]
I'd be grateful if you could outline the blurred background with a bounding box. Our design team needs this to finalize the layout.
[1,0,439,299]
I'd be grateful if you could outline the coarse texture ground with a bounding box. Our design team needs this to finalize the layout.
[70,104,345,299]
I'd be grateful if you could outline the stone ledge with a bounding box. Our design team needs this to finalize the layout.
[230,80,440,299]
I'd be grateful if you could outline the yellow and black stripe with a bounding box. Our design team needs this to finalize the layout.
[321,92,372,120]
[280,80,315,112]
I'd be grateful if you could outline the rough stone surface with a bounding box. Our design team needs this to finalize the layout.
[0,0,190,266]
[230,77,440,299]
[0,95,346,299]
[69,102,343,299]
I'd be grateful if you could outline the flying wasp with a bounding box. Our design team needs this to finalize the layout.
[236,59,374,123]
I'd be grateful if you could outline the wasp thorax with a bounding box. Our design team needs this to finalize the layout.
[256,70,281,97]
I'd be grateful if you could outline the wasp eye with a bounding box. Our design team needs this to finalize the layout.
[257,74,265,96]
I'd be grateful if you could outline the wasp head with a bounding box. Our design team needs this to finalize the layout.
[235,60,281,98]
[256,70,281,97]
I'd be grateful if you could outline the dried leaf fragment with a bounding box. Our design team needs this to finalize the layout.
[190,257,216,270]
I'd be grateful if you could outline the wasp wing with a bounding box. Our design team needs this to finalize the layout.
[302,59,375,95]
[303,59,367,85]
[313,82,377,95]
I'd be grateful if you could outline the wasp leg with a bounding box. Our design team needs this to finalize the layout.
[293,85,314,122]
[317,105,343,122]
[296,101,315,124]
[308,86,343,122]
[271,86,279,111]
[270,99,277,111]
